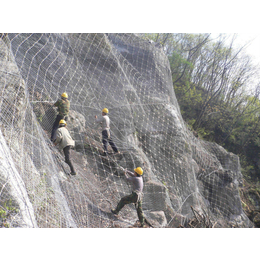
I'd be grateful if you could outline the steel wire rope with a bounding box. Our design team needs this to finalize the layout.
[1,36,46,227]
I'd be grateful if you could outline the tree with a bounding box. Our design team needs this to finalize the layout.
[144,33,260,179]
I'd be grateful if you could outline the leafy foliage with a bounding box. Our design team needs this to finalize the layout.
[145,33,260,180]
[0,199,19,228]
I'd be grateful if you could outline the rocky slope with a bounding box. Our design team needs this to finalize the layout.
[0,33,253,228]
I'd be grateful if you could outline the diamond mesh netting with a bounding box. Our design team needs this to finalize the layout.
[0,33,252,228]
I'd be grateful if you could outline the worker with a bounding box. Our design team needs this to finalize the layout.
[94,108,119,156]
[51,92,70,142]
[111,167,145,227]
[54,119,76,175]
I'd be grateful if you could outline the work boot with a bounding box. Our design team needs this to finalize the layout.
[111,209,118,215]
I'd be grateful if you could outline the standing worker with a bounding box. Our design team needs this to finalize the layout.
[51,92,70,142]
[54,119,76,175]
[111,167,145,227]
[95,108,119,156]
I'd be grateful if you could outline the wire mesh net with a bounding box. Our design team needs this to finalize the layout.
[0,33,252,228]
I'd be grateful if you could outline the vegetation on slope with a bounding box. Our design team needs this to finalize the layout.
[144,33,260,226]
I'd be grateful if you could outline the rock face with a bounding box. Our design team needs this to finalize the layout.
[0,33,253,228]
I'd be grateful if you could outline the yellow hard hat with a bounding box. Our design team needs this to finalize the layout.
[102,108,109,114]
[61,92,68,99]
[134,167,143,176]
[59,119,67,126]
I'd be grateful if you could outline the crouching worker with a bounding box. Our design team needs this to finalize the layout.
[111,167,145,227]
[54,119,76,175]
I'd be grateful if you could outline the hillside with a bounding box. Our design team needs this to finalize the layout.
[0,33,254,228]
